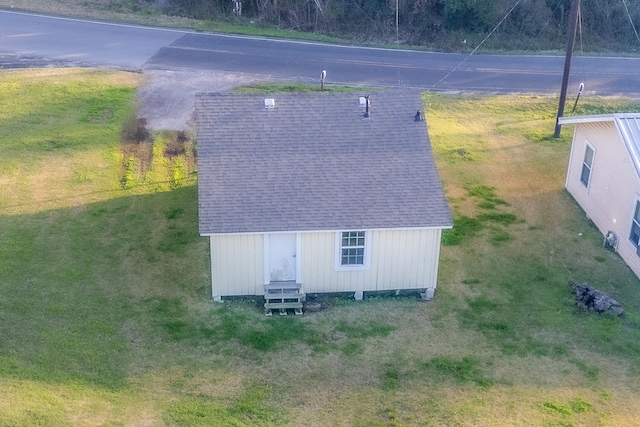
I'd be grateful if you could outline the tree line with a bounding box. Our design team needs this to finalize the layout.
[154,0,640,52]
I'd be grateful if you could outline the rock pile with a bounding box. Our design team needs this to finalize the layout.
[570,281,624,317]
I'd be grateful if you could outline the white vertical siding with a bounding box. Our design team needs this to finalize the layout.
[209,234,264,298]
[301,229,443,293]
[208,228,444,297]
[566,122,640,278]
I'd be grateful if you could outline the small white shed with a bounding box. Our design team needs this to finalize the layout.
[559,113,640,279]
[195,92,453,305]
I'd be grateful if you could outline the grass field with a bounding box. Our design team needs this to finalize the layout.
[1,68,640,426]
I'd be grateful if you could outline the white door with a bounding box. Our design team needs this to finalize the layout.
[269,233,297,282]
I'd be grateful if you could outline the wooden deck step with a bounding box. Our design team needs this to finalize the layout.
[264,302,304,310]
[264,282,304,315]
[264,281,300,291]
[265,293,305,302]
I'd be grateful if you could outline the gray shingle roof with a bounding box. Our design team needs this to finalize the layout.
[196,91,452,234]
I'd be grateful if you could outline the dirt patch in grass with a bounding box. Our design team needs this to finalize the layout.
[119,116,153,187]
[117,113,197,190]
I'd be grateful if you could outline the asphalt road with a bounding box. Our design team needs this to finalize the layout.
[2,9,640,96]
[144,33,640,95]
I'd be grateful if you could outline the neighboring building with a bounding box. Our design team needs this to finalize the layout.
[195,91,452,309]
[559,113,640,279]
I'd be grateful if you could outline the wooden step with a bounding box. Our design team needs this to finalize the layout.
[264,282,304,315]
[265,290,303,298]
[264,295,304,305]
[264,301,304,316]
[264,302,303,310]
[264,290,302,298]
[265,294,304,304]
[264,281,301,292]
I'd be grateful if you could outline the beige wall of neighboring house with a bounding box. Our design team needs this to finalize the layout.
[565,121,640,279]
[207,228,444,300]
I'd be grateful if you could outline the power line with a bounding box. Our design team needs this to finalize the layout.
[429,0,523,91]
[527,0,563,51]
[621,0,640,46]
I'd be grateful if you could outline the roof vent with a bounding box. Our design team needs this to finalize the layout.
[414,111,422,122]
[264,98,275,109]
[362,95,371,119]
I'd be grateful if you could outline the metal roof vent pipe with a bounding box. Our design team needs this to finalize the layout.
[363,95,371,119]
[414,110,422,122]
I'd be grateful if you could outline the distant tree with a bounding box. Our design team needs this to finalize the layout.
[154,0,640,52]
[443,0,494,32]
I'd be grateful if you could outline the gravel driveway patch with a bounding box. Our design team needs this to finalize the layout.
[137,69,259,131]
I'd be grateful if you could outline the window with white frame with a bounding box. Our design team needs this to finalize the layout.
[580,143,595,188]
[340,231,366,266]
[630,200,640,247]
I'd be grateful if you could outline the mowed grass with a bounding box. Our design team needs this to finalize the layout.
[1,69,640,425]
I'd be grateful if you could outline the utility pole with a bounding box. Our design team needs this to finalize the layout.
[396,0,399,43]
[554,0,581,138]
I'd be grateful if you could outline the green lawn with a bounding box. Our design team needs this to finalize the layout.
[1,69,640,426]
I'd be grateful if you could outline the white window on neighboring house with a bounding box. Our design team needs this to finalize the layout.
[630,200,640,248]
[580,143,595,188]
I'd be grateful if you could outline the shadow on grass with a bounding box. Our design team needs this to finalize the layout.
[0,183,409,390]
[143,295,400,358]
[0,186,205,389]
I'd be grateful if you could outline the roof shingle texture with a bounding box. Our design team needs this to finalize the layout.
[196,92,452,234]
